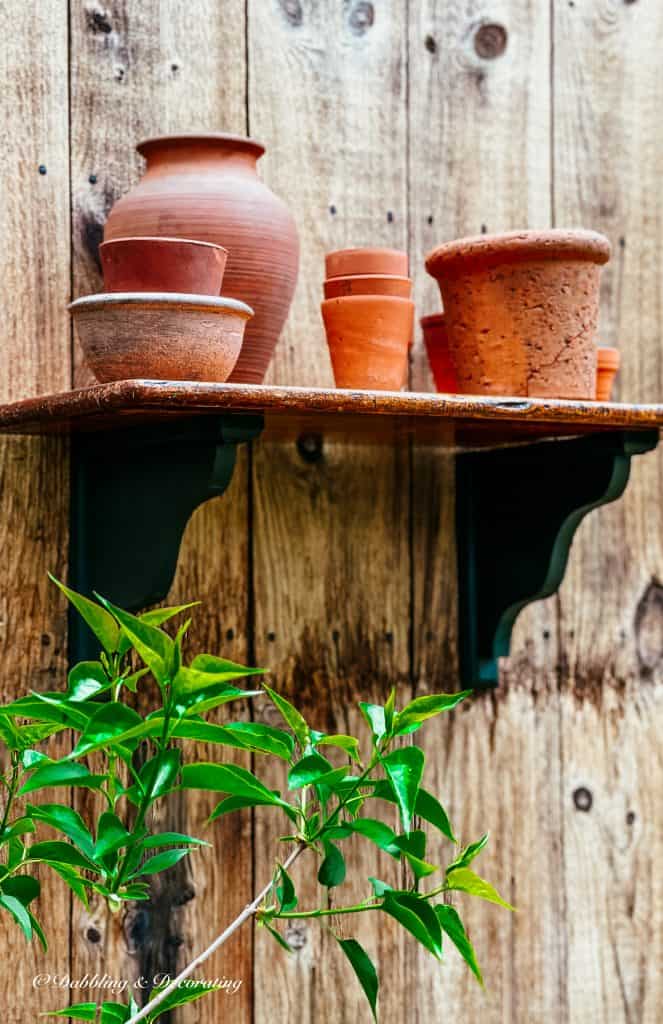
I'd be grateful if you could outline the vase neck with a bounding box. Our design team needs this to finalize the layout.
[137,134,264,173]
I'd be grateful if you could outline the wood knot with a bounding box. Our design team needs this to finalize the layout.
[474,22,508,60]
[85,5,112,34]
[285,921,308,950]
[279,0,303,26]
[634,578,663,675]
[297,433,323,463]
[349,1,375,35]
[86,926,101,943]
[573,786,592,812]
[425,34,437,54]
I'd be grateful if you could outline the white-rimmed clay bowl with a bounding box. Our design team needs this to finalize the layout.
[69,292,253,382]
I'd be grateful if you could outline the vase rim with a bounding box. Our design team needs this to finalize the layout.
[137,133,265,160]
[426,229,611,276]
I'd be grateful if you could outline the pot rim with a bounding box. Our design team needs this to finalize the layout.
[321,294,415,309]
[69,292,254,318]
[136,133,265,160]
[100,236,228,255]
[324,273,411,285]
[425,229,611,276]
[597,346,621,369]
[420,312,445,327]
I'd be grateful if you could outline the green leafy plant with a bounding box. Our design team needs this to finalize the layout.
[0,579,512,1023]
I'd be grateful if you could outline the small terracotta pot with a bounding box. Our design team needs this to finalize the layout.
[596,346,620,401]
[425,229,611,398]
[323,274,412,299]
[325,248,408,279]
[420,313,457,393]
[321,295,413,390]
[70,292,252,383]
[100,236,227,295]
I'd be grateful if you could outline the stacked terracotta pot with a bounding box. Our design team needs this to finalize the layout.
[423,229,619,401]
[321,248,414,390]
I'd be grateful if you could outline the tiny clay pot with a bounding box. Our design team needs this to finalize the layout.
[321,294,414,390]
[596,346,620,401]
[70,292,252,383]
[100,237,228,295]
[325,247,408,279]
[420,313,457,393]
[425,229,611,399]
[323,274,412,299]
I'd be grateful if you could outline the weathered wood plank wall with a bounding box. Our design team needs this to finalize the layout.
[0,1,661,1021]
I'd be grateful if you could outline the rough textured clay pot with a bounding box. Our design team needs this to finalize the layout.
[70,292,252,383]
[103,134,299,383]
[420,313,457,393]
[100,237,227,295]
[596,346,620,400]
[323,274,412,299]
[325,248,408,279]
[425,229,611,398]
[321,295,413,390]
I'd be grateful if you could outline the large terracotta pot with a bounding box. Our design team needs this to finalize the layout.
[104,134,299,383]
[425,229,610,399]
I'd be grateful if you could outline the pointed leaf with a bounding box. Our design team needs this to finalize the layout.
[359,703,387,742]
[288,753,334,789]
[318,841,346,888]
[276,864,297,912]
[140,748,182,801]
[67,661,111,702]
[180,763,294,819]
[97,596,172,685]
[435,904,483,985]
[25,841,96,872]
[117,601,199,657]
[141,832,209,849]
[223,721,294,760]
[382,746,424,834]
[0,875,40,906]
[263,684,309,749]
[316,734,361,762]
[393,691,472,735]
[336,937,379,1021]
[128,847,191,879]
[382,891,442,958]
[263,920,294,952]
[50,576,119,654]
[369,877,393,897]
[144,981,220,1021]
[70,703,144,758]
[371,781,455,843]
[0,892,32,939]
[391,830,438,880]
[446,833,489,873]
[445,867,515,910]
[94,812,132,859]
[26,804,95,859]
[19,762,107,796]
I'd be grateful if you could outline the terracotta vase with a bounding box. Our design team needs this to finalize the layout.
[420,313,457,393]
[325,248,408,279]
[103,134,299,383]
[100,237,227,295]
[425,229,611,398]
[321,295,413,390]
[70,292,252,383]
[323,274,412,299]
[596,346,620,401]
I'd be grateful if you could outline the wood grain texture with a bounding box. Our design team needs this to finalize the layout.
[247,2,411,1020]
[553,2,663,1019]
[68,3,253,1020]
[0,0,71,1018]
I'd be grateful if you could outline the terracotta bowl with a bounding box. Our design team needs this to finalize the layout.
[425,229,611,399]
[420,313,457,393]
[325,247,408,279]
[323,274,412,299]
[321,294,413,391]
[100,236,228,295]
[70,292,253,383]
[596,346,620,401]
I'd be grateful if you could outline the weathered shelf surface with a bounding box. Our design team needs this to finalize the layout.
[1,379,663,448]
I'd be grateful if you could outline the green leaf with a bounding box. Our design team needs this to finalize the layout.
[25,840,96,872]
[369,877,393,898]
[144,981,221,1021]
[336,937,379,1022]
[371,781,455,843]
[44,1004,131,1023]
[263,684,309,749]
[67,661,111,702]
[276,864,297,912]
[173,658,263,711]
[263,920,293,952]
[0,892,32,940]
[4,693,93,731]
[316,734,361,763]
[179,685,259,717]
[0,875,40,906]
[120,667,150,693]
[391,830,438,880]
[288,753,334,789]
[384,688,396,734]
[223,721,294,760]
[0,816,35,842]
[318,840,346,888]
[180,762,288,810]
[208,794,275,821]
[359,703,387,742]
[94,812,132,860]
[70,703,144,758]
[435,904,483,985]
[382,891,442,958]
[48,864,91,908]
[445,867,515,910]
[381,746,424,834]
[19,762,107,796]
[141,832,209,850]
[393,691,472,735]
[97,596,173,685]
[446,833,489,873]
[140,748,182,801]
[26,804,95,859]
[117,601,199,657]
[128,847,191,880]
[28,909,48,951]
[328,818,398,856]
[50,575,120,654]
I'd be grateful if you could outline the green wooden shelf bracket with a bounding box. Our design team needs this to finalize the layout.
[455,429,659,688]
[69,414,263,662]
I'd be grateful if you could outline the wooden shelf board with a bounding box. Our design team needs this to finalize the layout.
[0,380,662,448]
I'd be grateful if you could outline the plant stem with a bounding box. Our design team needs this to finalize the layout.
[0,754,20,842]
[126,844,304,1024]
[276,900,380,920]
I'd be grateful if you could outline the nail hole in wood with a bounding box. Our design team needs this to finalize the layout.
[573,786,592,812]
[474,23,508,60]
[297,433,323,463]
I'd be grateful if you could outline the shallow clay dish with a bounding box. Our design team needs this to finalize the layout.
[425,229,611,399]
[70,292,253,383]
[100,236,227,295]
[325,248,408,279]
[323,274,412,299]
